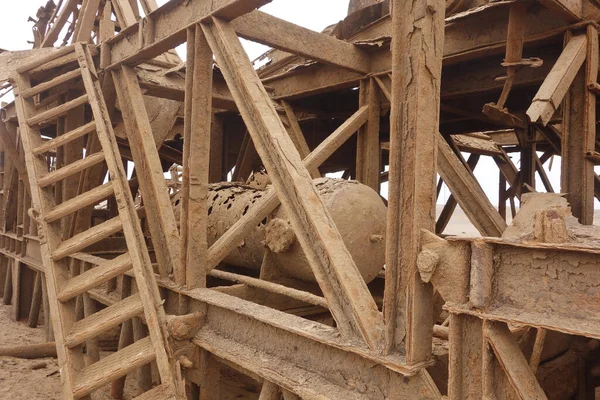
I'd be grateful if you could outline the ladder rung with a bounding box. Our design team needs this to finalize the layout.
[57,253,132,302]
[45,181,114,223]
[134,384,176,400]
[65,293,143,348]
[52,216,122,260]
[21,68,82,99]
[38,151,105,188]
[73,336,155,398]
[33,121,96,155]
[16,45,75,74]
[26,94,89,126]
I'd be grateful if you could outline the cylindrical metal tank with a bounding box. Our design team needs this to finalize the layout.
[175,178,386,284]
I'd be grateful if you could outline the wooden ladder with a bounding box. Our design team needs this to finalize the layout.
[13,44,183,400]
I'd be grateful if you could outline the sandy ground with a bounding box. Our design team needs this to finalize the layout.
[0,303,144,399]
[0,304,63,399]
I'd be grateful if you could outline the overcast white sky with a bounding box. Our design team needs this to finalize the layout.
[0,1,584,213]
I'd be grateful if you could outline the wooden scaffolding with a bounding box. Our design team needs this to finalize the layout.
[0,0,600,398]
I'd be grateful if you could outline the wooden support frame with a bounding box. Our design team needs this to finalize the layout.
[437,135,507,237]
[206,106,369,271]
[561,26,598,225]
[484,321,548,399]
[527,33,587,126]
[179,24,213,289]
[112,65,181,278]
[201,16,384,349]
[356,78,381,191]
[232,10,372,74]
[384,0,446,362]
[436,153,481,234]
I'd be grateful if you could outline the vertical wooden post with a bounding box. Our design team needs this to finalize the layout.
[199,349,221,400]
[112,66,181,278]
[258,381,280,400]
[562,26,598,225]
[2,258,12,305]
[11,260,21,321]
[27,271,43,328]
[41,274,54,342]
[356,78,381,191]
[180,25,213,289]
[133,317,153,392]
[448,314,484,399]
[63,93,85,238]
[210,115,224,183]
[499,171,507,220]
[384,0,445,362]
[519,127,537,192]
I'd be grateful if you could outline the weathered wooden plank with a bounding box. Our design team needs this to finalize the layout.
[202,17,383,349]
[356,78,381,191]
[232,10,371,73]
[112,66,181,278]
[259,381,280,400]
[106,0,273,67]
[281,100,319,178]
[485,321,548,400]
[384,0,445,362]
[537,0,582,22]
[437,136,507,236]
[561,27,597,225]
[448,314,483,400]
[527,34,587,126]
[74,0,103,43]
[180,25,213,289]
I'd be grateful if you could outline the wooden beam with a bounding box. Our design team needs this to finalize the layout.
[281,100,319,178]
[384,0,445,363]
[111,66,181,278]
[202,17,383,349]
[527,34,587,126]
[485,321,548,399]
[356,78,381,191]
[537,0,582,22]
[232,10,371,74]
[259,381,280,400]
[561,27,598,225]
[105,0,273,68]
[180,25,213,289]
[448,314,484,399]
[74,0,102,43]
[436,153,480,234]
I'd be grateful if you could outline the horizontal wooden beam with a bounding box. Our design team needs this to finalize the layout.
[232,11,371,73]
[187,289,440,398]
[447,237,600,340]
[105,0,272,67]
